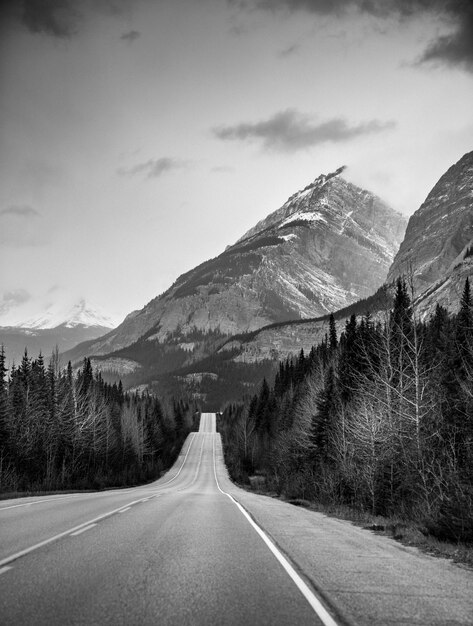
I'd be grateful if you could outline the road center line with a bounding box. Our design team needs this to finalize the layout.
[0,494,81,511]
[118,507,131,513]
[212,433,340,626]
[70,524,97,536]
[0,494,152,568]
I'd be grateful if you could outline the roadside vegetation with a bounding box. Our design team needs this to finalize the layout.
[0,352,198,492]
[218,277,473,554]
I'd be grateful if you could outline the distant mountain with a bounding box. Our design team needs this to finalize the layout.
[387,150,473,317]
[0,297,115,330]
[0,298,115,366]
[65,169,406,364]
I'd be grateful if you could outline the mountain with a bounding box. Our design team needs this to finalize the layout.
[387,150,473,317]
[0,298,115,366]
[85,154,469,410]
[57,169,406,408]
[221,151,473,368]
[66,169,406,364]
[21,299,115,330]
[0,296,115,330]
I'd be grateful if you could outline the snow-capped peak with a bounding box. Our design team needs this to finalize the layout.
[0,294,116,330]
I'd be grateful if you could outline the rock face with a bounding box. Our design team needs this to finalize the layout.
[76,171,406,359]
[387,151,473,315]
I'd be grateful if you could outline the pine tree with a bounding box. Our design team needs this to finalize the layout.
[254,379,270,432]
[310,366,339,464]
[338,314,357,402]
[456,277,472,357]
[78,358,93,397]
[0,346,9,455]
[294,349,306,385]
[329,313,337,350]
[453,277,473,474]
[391,278,412,342]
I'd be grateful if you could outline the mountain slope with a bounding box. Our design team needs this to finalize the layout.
[68,170,406,361]
[387,150,473,315]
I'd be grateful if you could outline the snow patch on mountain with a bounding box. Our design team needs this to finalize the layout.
[280,210,327,227]
[0,294,116,330]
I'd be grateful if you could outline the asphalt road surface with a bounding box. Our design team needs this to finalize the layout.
[1,413,472,625]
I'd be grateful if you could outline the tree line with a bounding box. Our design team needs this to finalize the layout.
[219,278,473,542]
[0,352,198,492]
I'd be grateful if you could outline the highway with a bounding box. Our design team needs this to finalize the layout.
[1,413,472,625]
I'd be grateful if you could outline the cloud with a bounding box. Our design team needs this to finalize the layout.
[278,43,300,57]
[1,0,141,39]
[233,1,473,71]
[213,109,395,152]
[120,29,141,43]
[419,6,473,72]
[20,0,80,38]
[1,289,32,313]
[0,205,40,218]
[117,157,189,179]
[0,204,49,247]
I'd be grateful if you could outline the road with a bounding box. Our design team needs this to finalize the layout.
[1,413,472,625]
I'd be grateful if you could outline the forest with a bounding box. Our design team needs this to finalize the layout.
[219,278,473,543]
[0,352,198,492]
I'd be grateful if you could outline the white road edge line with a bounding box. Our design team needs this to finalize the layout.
[212,430,340,626]
[0,566,13,575]
[70,524,97,536]
[118,507,131,513]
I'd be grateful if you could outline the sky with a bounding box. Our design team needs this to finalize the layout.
[1,0,472,326]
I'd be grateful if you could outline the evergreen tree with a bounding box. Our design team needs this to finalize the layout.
[310,366,339,464]
[453,278,473,473]
[338,314,358,402]
[0,346,9,455]
[254,379,270,432]
[456,277,472,359]
[329,313,338,350]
